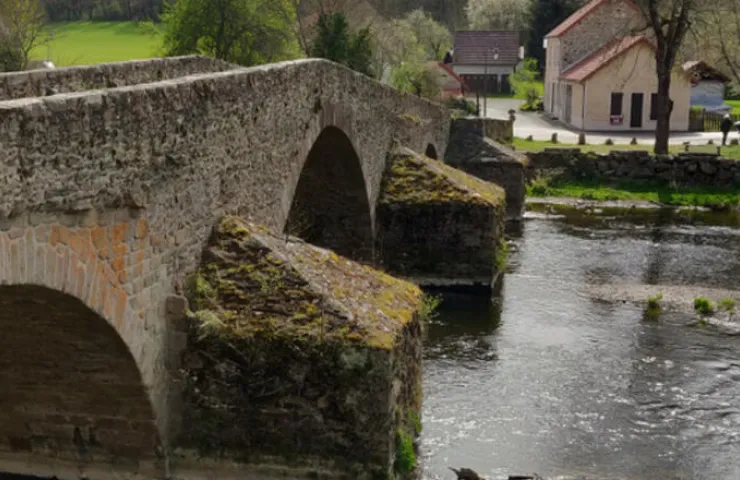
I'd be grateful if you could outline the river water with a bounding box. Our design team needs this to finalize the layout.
[421,208,740,480]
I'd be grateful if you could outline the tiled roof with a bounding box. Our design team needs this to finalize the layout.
[546,0,640,38]
[452,31,520,66]
[559,35,652,82]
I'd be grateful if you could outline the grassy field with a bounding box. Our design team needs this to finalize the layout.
[513,137,740,158]
[30,22,162,67]
[727,100,740,114]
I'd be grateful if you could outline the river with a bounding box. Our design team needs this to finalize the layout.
[421,208,740,480]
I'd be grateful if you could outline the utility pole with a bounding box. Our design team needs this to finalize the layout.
[482,47,500,118]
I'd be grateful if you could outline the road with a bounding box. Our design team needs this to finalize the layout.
[478,98,733,146]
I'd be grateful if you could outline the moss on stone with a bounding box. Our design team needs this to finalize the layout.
[186,216,424,350]
[379,148,506,206]
[394,429,417,477]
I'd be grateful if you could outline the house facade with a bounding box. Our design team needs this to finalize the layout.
[428,61,467,98]
[683,61,732,112]
[543,0,691,131]
[452,31,522,95]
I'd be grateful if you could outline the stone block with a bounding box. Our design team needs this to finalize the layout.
[176,217,425,479]
[376,148,506,288]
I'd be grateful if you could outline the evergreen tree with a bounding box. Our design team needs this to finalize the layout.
[312,12,374,77]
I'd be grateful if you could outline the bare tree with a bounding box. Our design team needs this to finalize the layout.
[0,0,46,72]
[633,0,700,154]
[711,0,740,84]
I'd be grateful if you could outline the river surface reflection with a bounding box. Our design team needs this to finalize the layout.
[421,210,740,480]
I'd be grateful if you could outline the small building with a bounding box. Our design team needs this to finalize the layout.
[428,61,467,98]
[683,60,732,112]
[451,31,522,95]
[543,0,691,131]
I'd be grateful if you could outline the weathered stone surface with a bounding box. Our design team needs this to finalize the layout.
[0,55,238,101]
[0,56,449,478]
[377,148,506,288]
[445,119,526,221]
[177,217,424,479]
[526,149,740,187]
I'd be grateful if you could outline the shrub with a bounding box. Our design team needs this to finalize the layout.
[630,137,638,145]
[731,138,739,146]
[578,132,586,145]
[719,298,736,314]
[527,175,551,196]
[446,96,477,115]
[605,138,614,145]
[694,297,715,316]
[551,132,558,144]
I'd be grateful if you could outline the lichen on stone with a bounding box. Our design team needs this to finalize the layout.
[186,216,424,349]
[379,147,506,206]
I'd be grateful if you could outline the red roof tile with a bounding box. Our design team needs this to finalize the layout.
[559,35,653,82]
[452,31,521,66]
[545,0,640,38]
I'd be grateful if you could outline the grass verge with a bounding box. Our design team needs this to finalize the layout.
[527,176,740,207]
[513,137,740,158]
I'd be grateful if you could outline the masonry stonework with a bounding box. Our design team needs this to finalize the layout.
[559,0,642,69]
[0,57,449,479]
[0,55,237,101]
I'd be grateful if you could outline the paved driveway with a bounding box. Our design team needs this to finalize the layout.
[478,98,732,147]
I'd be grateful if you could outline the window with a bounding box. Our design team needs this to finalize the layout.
[610,92,623,116]
[650,93,658,120]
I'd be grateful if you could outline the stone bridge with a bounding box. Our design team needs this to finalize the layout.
[0,56,450,478]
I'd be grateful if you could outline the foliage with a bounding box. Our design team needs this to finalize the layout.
[395,428,416,476]
[418,294,441,322]
[446,95,478,115]
[466,0,531,31]
[510,58,542,109]
[400,8,452,60]
[31,21,162,66]
[312,12,373,76]
[42,0,165,22]
[495,238,509,272]
[526,0,584,70]
[161,0,299,67]
[644,292,663,318]
[0,0,46,72]
[694,297,715,316]
[391,61,440,98]
[719,298,737,314]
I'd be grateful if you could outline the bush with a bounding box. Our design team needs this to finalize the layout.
[719,298,736,314]
[644,292,663,318]
[446,96,477,115]
[694,297,715,316]
[605,138,614,145]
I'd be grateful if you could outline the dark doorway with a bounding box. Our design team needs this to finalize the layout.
[286,126,373,262]
[631,93,644,128]
[425,144,438,159]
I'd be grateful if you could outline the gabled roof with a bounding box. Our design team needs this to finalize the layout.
[452,31,520,66]
[560,35,653,82]
[546,0,641,38]
[683,61,731,83]
[429,62,467,91]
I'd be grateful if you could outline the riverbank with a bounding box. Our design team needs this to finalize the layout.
[526,177,740,208]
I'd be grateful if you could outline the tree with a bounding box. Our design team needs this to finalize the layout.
[391,61,440,99]
[526,0,584,71]
[311,12,374,76]
[633,0,700,154]
[401,9,452,60]
[161,0,299,66]
[0,0,46,72]
[466,0,531,31]
[708,0,740,85]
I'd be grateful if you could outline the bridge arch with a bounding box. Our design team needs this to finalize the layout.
[285,125,373,261]
[0,284,160,475]
[0,221,164,476]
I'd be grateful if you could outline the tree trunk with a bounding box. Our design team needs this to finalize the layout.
[654,71,672,155]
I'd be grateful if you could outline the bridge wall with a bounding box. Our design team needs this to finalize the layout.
[0,58,449,476]
[0,55,237,101]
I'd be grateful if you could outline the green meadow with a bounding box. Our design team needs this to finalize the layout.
[31,21,163,67]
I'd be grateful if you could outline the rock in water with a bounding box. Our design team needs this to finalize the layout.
[449,467,483,480]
